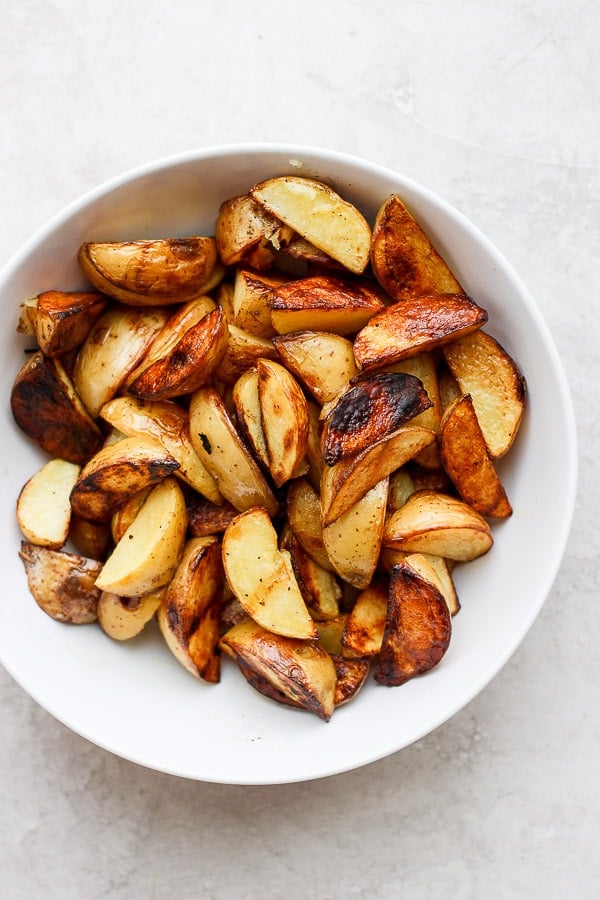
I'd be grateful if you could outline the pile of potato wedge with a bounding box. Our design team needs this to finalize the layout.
[12,174,526,722]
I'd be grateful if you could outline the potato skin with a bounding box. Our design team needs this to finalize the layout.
[19,542,102,624]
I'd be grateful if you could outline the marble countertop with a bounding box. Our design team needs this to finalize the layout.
[1,2,597,897]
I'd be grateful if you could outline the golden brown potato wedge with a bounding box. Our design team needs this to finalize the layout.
[17,459,81,549]
[100,396,222,504]
[231,268,287,338]
[437,364,463,413]
[69,434,179,523]
[157,536,224,681]
[281,527,341,621]
[222,507,317,640]
[330,655,371,707]
[188,386,278,516]
[304,400,326,491]
[95,477,187,597]
[286,477,334,573]
[19,542,102,623]
[440,394,512,518]
[256,358,309,487]
[215,193,293,268]
[320,371,432,465]
[383,490,493,561]
[251,176,372,274]
[127,306,229,400]
[284,236,341,269]
[370,194,463,302]
[110,487,152,544]
[322,477,388,589]
[388,352,441,469]
[98,588,164,641]
[31,291,107,357]
[321,425,436,526]
[187,494,238,537]
[341,579,389,658]
[269,274,385,335]
[387,469,417,513]
[11,351,103,465]
[374,560,452,686]
[353,292,488,371]
[69,515,112,560]
[74,305,168,417]
[78,236,222,305]
[214,324,278,384]
[220,618,336,721]
[442,330,526,458]
[402,551,461,617]
[314,615,348,655]
[272,330,358,404]
[231,367,269,469]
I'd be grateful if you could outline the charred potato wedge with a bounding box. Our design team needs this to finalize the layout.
[98,588,164,641]
[442,330,526,458]
[269,274,385,335]
[189,386,278,516]
[322,478,388,589]
[354,292,488,371]
[222,506,317,640]
[370,194,463,301]
[220,618,336,721]
[374,561,452,686]
[383,490,493,561]
[11,351,103,465]
[440,394,512,518]
[273,331,358,404]
[19,542,102,623]
[157,536,224,681]
[321,371,432,465]
[256,358,309,487]
[95,477,187,597]
[70,435,179,523]
[31,290,107,357]
[321,425,436,526]
[100,396,221,504]
[78,236,221,305]
[215,193,293,268]
[74,305,168,417]
[17,459,80,549]
[251,176,371,274]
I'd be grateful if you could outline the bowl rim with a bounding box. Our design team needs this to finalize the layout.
[0,143,578,783]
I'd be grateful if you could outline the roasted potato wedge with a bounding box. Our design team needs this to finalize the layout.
[231,366,269,469]
[273,330,358,404]
[78,236,221,305]
[157,536,224,681]
[281,527,341,621]
[341,579,389,658]
[286,477,334,573]
[31,290,107,357]
[354,292,488,371]
[220,618,336,721]
[269,274,385,335]
[69,434,179,523]
[442,330,526,458]
[321,425,436,526]
[330,655,371,707]
[215,193,293,268]
[370,194,463,301]
[389,352,442,469]
[187,494,238,537]
[95,477,187,597]
[69,515,112,561]
[98,588,164,641]
[127,306,228,400]
[383,490,493,561]
[100,396,222,504]
[19,542,102,623]
[11,351,103,465]
[322,477,388,589]
[189,386,278,516]
[256,358,309,487]
[74,305,168,417]
[214,324,278,384]
[251,176,371,274]
[440,394,512,518]
[402,551,461,617]
[321,372,432,465]
[374,561,452,686]
[17,458,80,549]
[231,268,286,338]
[110,487,153,544]
[222,506,317,640]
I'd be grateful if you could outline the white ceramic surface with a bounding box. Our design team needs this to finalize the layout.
[0,144,577,785]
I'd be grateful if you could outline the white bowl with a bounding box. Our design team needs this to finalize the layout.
[0,144,577,784]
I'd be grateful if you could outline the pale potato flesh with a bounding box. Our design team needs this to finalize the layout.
[322,478,389,589]
[272,331,358,404]
[98,588,164,641]
[17,459,80,549]
[256,358,309,487]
